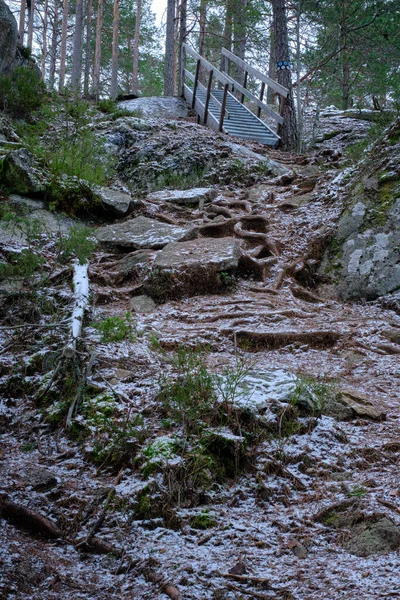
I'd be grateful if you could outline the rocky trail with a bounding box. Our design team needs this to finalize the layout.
[1,105,400,600]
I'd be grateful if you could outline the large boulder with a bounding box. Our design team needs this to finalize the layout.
[0,148,47,194]
[321,118,400,299]
[118,96,190,120]
[144,237,241,302]
[102,118,288,193]
[0,0,17,76]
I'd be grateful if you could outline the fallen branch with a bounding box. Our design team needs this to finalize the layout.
[0,494,62,539]
[377,498,400,515]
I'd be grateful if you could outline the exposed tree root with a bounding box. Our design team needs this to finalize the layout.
[0,494,62,539]
[234,329,342,351]
[199,217,238,237]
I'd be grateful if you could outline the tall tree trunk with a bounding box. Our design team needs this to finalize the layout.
[220,0,232,77]
[232,0,246,84]
[163,0,175,96]
[198,0,206,83]
[48,1,59,90]
[295,0,302,150]
[59,0,69,89]
[27,0,35,49]
[83,0,93,97]
[177,0,186,96]
[132,0,141,95]
[71,0,84,92]
[41,0,48,78]
[267,18,276,104]
[272,0,297,151]
[19,0,27,44]
[93,0,104,100]
[110,0,119,99]
[173,0,179,90]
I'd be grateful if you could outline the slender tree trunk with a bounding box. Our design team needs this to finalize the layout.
[272,0,297,151]
[83,0,93,97]
[59,0,69,89]
[71,0,84,92]
[173,0,179,90]
[93,0,104,100]
[267,18,276,104]
[177,0,186,96]
[198,0,206,83]
[163,0,175,96]
[132,0,141,95]
[41,0,48,78]
[219,0,232,77]
[27,0,35,49]
[232,0,246,84]
[296,0,302,151]
[110,0,119,99]
[48,1,59,89]
[19,0,27,44]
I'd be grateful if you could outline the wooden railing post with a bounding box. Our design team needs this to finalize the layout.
[192,59,201,109]
[240,70,248,104]
[277,95,286,136]
[219,83,229,132]
[204,69,213,125]
[257,82,265,118]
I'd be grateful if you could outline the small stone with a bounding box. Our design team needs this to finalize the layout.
[95,186,133,217]
[292,543,308,559]
[24,466,58,491]
[154,236,241,271]
[130,294,156,314]
[338,388,387,421]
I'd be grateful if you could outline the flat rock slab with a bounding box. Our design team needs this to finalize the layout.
[96,216,197,249]
[154,237,241,271]
[147,188,218,206]
[344,517,400,557]
[118,96,190,119]
[338,387,387,420]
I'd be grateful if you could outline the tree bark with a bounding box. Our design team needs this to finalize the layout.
[267,18,276,104]
[83,0,93,97]
[220,0,232,76]
[132,0,142,95]
[198,0,206,83]
[41,0,49,78]
[48,0,59,90]
[59,0,69,89]
[272,0,297,151]
[71,0,84,92]
[177,0,186,96]
[163,0,175,96]
[93,0,103,100]
[110,0,119,99]
[27,0,35,49]
[232,0,247,84]
[19,0,27,45]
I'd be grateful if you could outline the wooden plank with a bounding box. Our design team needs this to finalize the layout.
[192,59,201,110]
[221,47,288,97]
[219,84,229,132]
[184,68,195,83]
[228,78,284,124]
[257,81,265,118]
[183,43,234,89]
[204,69,213,125]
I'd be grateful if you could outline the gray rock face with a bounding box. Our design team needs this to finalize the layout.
[0,0,18,76]
[96,216,197,249]
[130,294,156,314]
[119,96,190,119]
[321,118,400,299]
[0,148,47,194]
[102,119,287,193]
[147,187,218,206]
[154,236,241,271]
[23,466,58,491]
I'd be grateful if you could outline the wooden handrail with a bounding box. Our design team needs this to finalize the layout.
[183,44,234,90]
[221,47,288,98]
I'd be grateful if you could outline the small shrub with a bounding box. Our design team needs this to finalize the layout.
[190,509,216,530]
[93,312,136,342]
[58,224,97,265]
[0,249,44,280]
[97,98,117,114]
[0,66,46,117]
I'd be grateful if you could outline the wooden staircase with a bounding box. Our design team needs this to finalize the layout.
[182,45,289,148]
